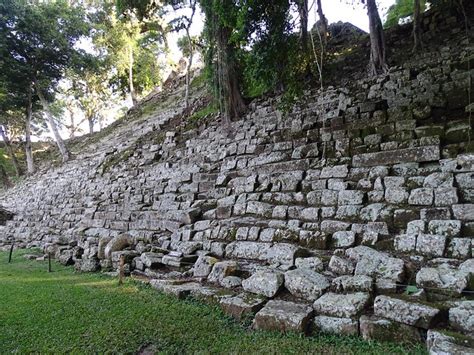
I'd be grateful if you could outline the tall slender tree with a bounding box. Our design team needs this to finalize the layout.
[0,0,90,163]
[365,0,388,75]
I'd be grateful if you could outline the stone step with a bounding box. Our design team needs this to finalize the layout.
[253,300,313,333]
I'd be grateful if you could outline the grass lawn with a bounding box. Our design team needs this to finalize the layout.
[0,250,426,354]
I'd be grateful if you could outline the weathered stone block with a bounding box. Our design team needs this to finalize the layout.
[428,220,461,237]
[284,268,330,301]
[332,231,356,248]
[359,315,422,344]
[415,234,446,257]
[449,301,474,334]
[408,188,434,206]
[242,270,284,297]
[193,255,218,277]
[373,295,441,329]
[295,257,324,272]
[453,204,474,221]
[220,293,266,321]
[338,190,364,205]
[352,146,439,168]
[314,316,359,336]
[313,292,370,318]
[253,300,313,333]
[328,255,355,275]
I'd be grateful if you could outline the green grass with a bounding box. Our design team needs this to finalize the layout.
[0,250,427,354]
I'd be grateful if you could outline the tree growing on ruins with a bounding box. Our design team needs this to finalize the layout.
[0,0,90,163]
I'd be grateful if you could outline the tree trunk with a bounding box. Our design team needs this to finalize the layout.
[129,46,137,106]
[367,0,388,76]
[68,106,76,138]
[25,85,35,175]
[412,0,422,52]
[185,29,194,109]
[0,125,21,177]
[216,25,246,122]
[34,79,70,163]
[316,0,328,45]
[88,116,94,134]
[184,1,197,109]
[298,0,309,51]
[0,163,12,188]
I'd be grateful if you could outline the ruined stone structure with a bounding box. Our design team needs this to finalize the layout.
[1,5,473,353]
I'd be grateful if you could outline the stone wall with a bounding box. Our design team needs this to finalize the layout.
[1,5,473,352]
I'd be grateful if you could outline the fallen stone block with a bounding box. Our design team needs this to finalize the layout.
[313,292,370,318]
[242,270,284,298]
[416,264,470,296]
[332,275,373,293]
[208,260,239,283]
[150,279,202,300]
[449,301,474,334]
[426,330,474,354]
[359,315,423,344]
[284,268,330,301]
[373,295,441,329]
[253,300,313,333]
[193,255,218,278]
[314,316,359,336]
[220,293,267,321]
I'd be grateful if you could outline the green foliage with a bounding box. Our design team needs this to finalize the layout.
[385,0,427,28]
[0,250,427,354]
[94,3,167,100]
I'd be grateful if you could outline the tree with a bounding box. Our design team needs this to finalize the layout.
[108,1,168,105]
[1,0,90,163]
[316,0,328,46]
[412,0,422,52]
[365,0,388,75]
[174,0,198,109]
[296,0,309,51]
[201,0,246,122]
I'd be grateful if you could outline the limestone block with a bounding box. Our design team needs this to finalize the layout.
[313,292,370,318]
[295,257,324,272]
[284,268,330,301]
[408,188,434,206]
[193,255,218,278]
[428,220,461,237]
[332,275,373,293]
[416,234,446,257]
[242,270,284,297]
[359,315,422,344]
[328,255,355,275]
[253,300,313,333]
[314,316,359,336]
[208,260,239,283]
[373,295,441,329]
[449,301,474,334]
[332,231,356,248]
[220,293,266,321]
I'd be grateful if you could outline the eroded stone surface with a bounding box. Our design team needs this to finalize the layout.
[242,270,284,297]
[253,300,313,333]
[313,292,370,318]
[284,268,330,301]
[373,295,441,329]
